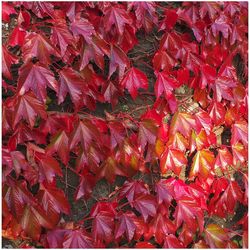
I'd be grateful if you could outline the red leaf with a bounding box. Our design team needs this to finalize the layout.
[46,130,69,165]
[2,46,18,80]
[174,197,204,232]
[132,194,157,221]
[167,132,189,152]
[211,14,232,39]
[11,91,47,128]
[2,2,16,22]
[190,149,215,179]
[19,204,53,240]
[215,147,233,171]
[135,242,155,248]
[232,142,248,165]
[51,22,75,57]
[205,224,229,248]
[109,45,130,80]
[63,229,93,248]
[231,119,248,147]
[155,71,179,99]
[80,34,110,70]
[92,211,114,243]
[75,173,96,200]
[147,214,176,244]
[209,180,243,217]
[69,119,100,150]
[160,148,187,176]
[155,179,173,205]
[138,119,158,150]
[58,67,86,109]
[102,81,120,108]
[119,180,149,203]
[103,6,132,36]
[208,101,226,126]
[199,2,220,20]
[22,32,60,65]
[153,50,177,72]
[70,17,95,43]
[17,61,58,103]
[17,10,31,28]
[115,211,137,241]
[8,27,26,47]
[121,67,148,99]
[37,183,70,225]
[108,121,126,148]
[38,154,63,183]
[164,234,184,248]
[170,112,196,138]
[97,155,128,183]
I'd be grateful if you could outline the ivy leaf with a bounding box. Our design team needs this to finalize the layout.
[17,61,58,103]
[108,120,126,149]
[195,110,213,134]
[160,148,187,176]
[190,149,215,179]
[102,81,120,109]
[80,35,110,70]
[70,17,95,43]
[129,2,157,32]
[155,179,173,205]
[70,119,101,151]
[200,64,217,89]
[46,130,69,165]
[205,224,229,248]
[199,2,220,20]
[163,234,184,248]
[38,154,63,183]
[213,76,237,102]
[8,27,26,47]
[170,112,196,138]
[2,2,16,22]
[37,183,70,226]
[11,91,47,128]
[121,67,148,100]
[19,204,53,240]
[2,46,18,80]
[152,50,177,72]
[63,229,93,248]
[211,14,232,39]
[75,172,96,200]
[174,197,204,232]
[103,6,132,36]
[109,45,130,80]
[209,180,243,217]
[22,32,60,65]
[167,132,189,152]
[135,242,155,248]
[115,211,137,241]
[119,180,149,203]
[232,142,248,165]
[51,22,75,57]
[22,2,55,18]
[92,211,114,243]
[58,67,86,109]
[132,194,157,221]
[97,155,127,183]
[138,119,158,150]
[215,147,233,170]
[154,71,179,99]
[208,101,226,126]
[147,214,176,244]
[231,119,248,147]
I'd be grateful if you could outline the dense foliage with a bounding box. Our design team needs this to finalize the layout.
[2,1,248,248]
